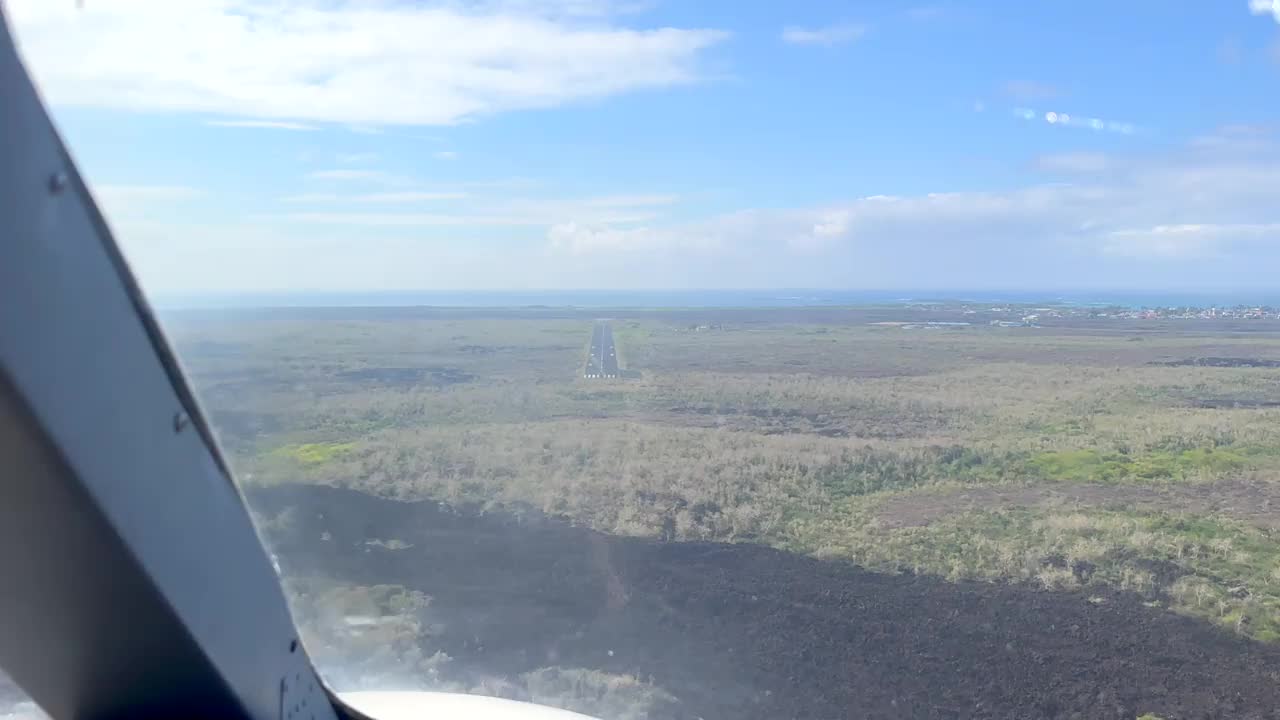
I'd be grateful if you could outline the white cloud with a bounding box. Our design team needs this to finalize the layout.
[1104,223,1280,258]
[7,0,727,126]
[93,128,1280,292]
[548,222,670,254]
[204,119,318,131]
[435,151,459,160]
[810,209,851,239]
[781,24,865,47]
[472,0,656,18]
[548,206,860,257]
[539,132,1280,287]
[1250,0,1280,23]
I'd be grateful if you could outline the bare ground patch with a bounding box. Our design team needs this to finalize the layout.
[253,484,1280,720]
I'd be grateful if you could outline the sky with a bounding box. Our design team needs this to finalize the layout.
[6,0,1280,294]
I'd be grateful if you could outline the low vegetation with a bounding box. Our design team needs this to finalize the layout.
[808,504,1280,642]
[166,307,1280,650]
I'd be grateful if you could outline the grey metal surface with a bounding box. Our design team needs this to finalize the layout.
[0,5,341,720]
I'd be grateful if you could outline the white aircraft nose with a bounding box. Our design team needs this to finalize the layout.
[341,692,597,720]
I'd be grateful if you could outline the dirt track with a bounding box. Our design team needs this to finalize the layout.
[252,485,1280,720]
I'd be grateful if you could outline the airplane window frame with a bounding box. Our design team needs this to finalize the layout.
[0,8,358,720]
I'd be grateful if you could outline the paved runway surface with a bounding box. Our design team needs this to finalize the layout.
[584,321,618,378]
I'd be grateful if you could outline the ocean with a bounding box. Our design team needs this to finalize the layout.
[153,289,1280,310]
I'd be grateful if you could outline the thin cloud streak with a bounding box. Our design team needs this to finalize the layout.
[280,191,468,203]
[583,194,679,207]
[204,119,318,131]
[356,192,469,203]
[781,23,866,47]
[306,169,394,182]
[266,212,540,227]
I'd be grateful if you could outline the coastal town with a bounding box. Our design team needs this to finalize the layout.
[981,303,1280,322]
[872,301,1280,330]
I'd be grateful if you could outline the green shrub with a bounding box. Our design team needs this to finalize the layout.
[271,441,357,466]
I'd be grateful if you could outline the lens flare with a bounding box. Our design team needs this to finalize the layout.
[1012,106,1139,134]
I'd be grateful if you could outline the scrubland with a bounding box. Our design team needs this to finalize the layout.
[168,308,1280,643]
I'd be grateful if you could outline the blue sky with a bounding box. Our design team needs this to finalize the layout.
[7,0,1280,293]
